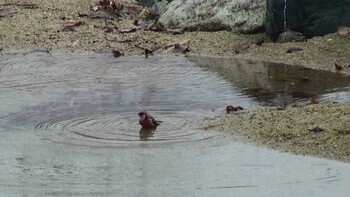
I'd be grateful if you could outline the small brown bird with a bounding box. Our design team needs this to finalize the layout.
[226,105,244,114]
[138,111,160,129]
[235,106,244,111]
[226,105,235,113]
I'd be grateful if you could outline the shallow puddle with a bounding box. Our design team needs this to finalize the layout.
[1,52,350,196]
[190,56,350,106]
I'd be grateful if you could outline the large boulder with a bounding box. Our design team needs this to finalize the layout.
[159,0,266,33]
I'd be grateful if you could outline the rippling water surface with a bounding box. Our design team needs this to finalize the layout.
[1,52,350,196]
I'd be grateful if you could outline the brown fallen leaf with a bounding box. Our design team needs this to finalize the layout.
[144,48,153,58]
[166,28,184,35]
[58,16,66,20]
[133,20,139,26]
[234,41,251,54]
[61,25,76,32]
[174,43,190,54]
[119,28,138,33]
[105,27,113,33]
[308,126,324,133]
[135,45,154,58]
[148,23,165,32]
[338,25,350,36]
[255,37,265,46]
[116,38,133,43]
[78,12,89,17]
[310,97,319,104]
[94,0,145,18]
[60,21,84,32]
[112,49,124,58]
[72,21,84,27]
[235,106,244,111]
[17,0,38,9]
[287,47,303,53]
[335,62,349,71]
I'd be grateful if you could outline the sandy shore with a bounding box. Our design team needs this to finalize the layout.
[2,0,350,72]
[1,0,350,162]
[204,104,350,162]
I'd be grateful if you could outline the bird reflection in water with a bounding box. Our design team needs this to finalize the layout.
[139,128,155,141]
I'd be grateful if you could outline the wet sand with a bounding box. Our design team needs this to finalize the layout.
[204,104,350,162]
[1,0,350,162]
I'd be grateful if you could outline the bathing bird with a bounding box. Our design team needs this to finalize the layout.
[138,111,160,129]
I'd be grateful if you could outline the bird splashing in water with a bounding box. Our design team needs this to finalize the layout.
[138,111,161,129]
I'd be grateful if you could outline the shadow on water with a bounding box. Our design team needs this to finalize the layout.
[189,56,350,106]
[1,52,350,196]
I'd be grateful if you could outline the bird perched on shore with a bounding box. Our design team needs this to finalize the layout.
[138,111,160,129]
[226,105,244,114]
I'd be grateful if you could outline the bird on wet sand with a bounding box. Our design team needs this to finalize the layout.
[226,105,244,114]
[138,111,160,129]
[226,105,235,113]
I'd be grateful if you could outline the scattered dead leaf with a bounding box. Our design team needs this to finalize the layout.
[105,27,113,33]
[17,0,38,9]
[335,62,349,71]
[255,37,265,46]
[161,39,191,54]
[144,48,153,58]
[92,0,146,18]
[58,16,66,20]
[119,28,139,33]
[72,21,84,27]
[235,106,244,111]
[133,20,139,26]
[61,25,76,32]
[287,47,303,53]
[166,28,184,35]
[112,49,124,58]
[78,12,89,17]
[60,21,84,32]
[135,45,154,58]
[93,22,117,32]
[234,41,251,54]
[116,38,133,43]
[310,97,319,104]
[174,43,190,54]
[308,126,324,133]
[148,23,165,32]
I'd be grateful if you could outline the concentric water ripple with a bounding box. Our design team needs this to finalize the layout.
[34,109,219,148]
[0,51,254,148]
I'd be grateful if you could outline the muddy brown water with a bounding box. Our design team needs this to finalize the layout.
[1,51,350,196]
